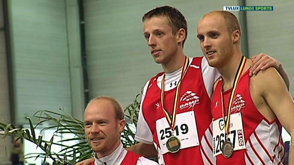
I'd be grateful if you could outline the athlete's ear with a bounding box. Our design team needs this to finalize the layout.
[232,30,241,44]
[177,28,186,44]
[118,119,126,133]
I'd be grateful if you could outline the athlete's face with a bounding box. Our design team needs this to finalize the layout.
[84,99,125,158]
[197,14,235,68]
[143,16,182,65]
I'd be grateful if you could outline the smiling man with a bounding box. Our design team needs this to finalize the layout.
[84,96,158,165]
[197,11,294,164]
[77,6,290,165]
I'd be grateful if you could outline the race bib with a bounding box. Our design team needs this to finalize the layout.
[156,111,199,154]
[213,113,246,156]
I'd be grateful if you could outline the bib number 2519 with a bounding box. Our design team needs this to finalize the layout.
[159,124,189,140]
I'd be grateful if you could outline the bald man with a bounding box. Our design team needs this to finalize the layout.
[84,96,158,165]
[197,11,294,164]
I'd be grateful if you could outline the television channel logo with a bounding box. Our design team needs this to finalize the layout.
[223,6,274,11]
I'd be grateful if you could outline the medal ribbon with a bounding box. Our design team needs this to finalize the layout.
[161,56,189,130]
[221,56,246,136]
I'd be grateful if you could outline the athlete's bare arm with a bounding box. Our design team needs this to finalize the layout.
[127,142,158,158]
[250,67,294,165]
[250,53,290,90]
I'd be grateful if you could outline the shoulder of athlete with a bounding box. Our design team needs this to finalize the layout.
[250,66,284,97]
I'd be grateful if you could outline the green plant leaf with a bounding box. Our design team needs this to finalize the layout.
[26,117,36,141]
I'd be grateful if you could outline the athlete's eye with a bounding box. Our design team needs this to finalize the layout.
[155,31,163,37]
[197,35,204,42]
[84,122,92,128]
[144,33,150,40]
[210,32,219,39]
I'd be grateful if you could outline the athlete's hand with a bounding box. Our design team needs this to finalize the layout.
[250,53,281,76]
[76,158,95,165]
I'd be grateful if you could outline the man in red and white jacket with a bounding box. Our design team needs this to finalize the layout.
[84,96,158,165]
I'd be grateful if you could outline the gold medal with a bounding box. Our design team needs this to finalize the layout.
[160,57,189,154]
[166,136,181,153]
[222,140,234,158]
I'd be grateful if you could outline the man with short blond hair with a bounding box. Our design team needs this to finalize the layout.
[84,96,158,165]
[197,10,293,164]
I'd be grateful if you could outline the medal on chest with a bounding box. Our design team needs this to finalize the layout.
[222,139,234,158]
[160,57,189,153]
[220,56,246,158]
[166,135,181,153]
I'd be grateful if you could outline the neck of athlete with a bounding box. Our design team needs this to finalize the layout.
[162,51,186,74]
[218,51,244,91]
[96,141,121,159]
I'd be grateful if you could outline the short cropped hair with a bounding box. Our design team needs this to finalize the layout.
[86,96,124,120]
[142,5,188,46]
[207,10,241,36]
